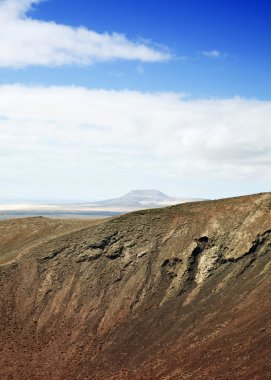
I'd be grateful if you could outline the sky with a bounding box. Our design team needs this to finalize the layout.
[0,0,270,201]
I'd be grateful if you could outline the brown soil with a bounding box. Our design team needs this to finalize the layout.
[0,193,271,379]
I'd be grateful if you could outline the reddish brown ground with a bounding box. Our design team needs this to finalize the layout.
[0,193,271,379]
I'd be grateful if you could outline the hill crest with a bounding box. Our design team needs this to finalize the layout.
[0,192,270,379]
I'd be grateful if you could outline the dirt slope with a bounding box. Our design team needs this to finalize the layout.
[0,193,271,379]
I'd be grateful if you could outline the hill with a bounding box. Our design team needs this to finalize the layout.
[95,189,203,208]
[0,193,271,379]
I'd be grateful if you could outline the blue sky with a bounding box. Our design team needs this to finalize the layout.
[0,0,270,201]
[1,0,271,98]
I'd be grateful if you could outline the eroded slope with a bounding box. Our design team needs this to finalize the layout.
[0,193,271,379]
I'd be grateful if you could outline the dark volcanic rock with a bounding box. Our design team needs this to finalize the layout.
[0,193,271,379]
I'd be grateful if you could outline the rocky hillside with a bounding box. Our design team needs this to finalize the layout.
[0,193,271,379]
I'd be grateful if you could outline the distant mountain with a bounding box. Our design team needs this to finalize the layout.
[95,189,203,209]
[0,190,205,219]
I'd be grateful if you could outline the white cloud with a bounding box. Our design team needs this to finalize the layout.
[0,85,271,192]
[201,50,226,59]
[0,0,171,68]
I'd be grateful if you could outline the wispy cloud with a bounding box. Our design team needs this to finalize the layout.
[136,65,145,75]
[200,50,227,59]
[0,0,171,68]
[0,85,270,188]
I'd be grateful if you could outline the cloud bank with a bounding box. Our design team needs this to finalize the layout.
[0,0,171,68]
[1,85,270,189]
